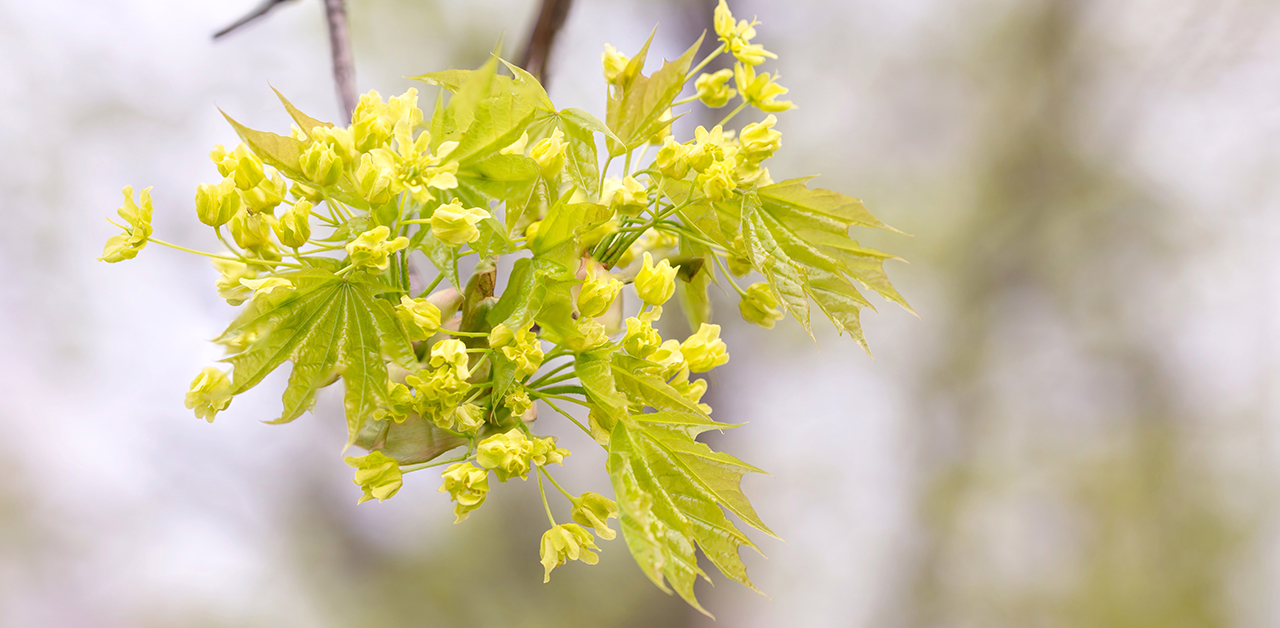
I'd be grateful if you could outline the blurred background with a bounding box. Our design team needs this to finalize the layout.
[2,0,1279,625]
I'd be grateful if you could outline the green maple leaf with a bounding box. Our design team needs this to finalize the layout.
[605,30,703,155]
[608,408,775,616]
[216,269,417,443]
[739,178,914,353]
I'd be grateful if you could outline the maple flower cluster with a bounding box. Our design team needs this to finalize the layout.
[99,0,910,614]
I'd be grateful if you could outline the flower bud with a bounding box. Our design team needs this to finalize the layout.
[300,142,343,187]
[739,282,783,328]
[655,137,691,179]
[195,178,240,227]
[273,200,312,248]
[578,272,623,319]
[354,153,395,205]
[343,450,403,504]
[681,323,730,372]
[430,199,490,246]
[396,295,442,340]
[184,366,233,422]
[230,144,266,190]
[501,131,529,156]
[229,209,274,250]
[240,171,286,213]
[634,252,676,305]
[695,69,737,108]
[529,128,567,178]
[439,462,489,522]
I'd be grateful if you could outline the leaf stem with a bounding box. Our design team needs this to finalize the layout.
[717,101,748,127]
[540,465,574,500]
[537,466,557,527]
[687,43,726,79]
[536,394,593,438]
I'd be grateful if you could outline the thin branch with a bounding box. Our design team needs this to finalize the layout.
[213,0,295,40]
[322,0,358,121]
[518,0,574,87]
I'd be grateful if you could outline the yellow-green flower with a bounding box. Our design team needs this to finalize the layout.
[505,387,535,417]
[571,492,618,541]
[385,381,415,421]
[429,338,470,379]
[239,171,287,214]
[634,252,676,305]
[195,178,240,227]
[734,62,794,113]
[529,128,567,178]
[681,323,730,372]
[600,176,648,215]
[211,144,266,191]
[229,208,274,252]
[602,43,632,84]
[477,428,535,482]
[395,295,442,340]
[272,200,312,248]
[354,153,395,205]
[739,282,783,328]
[494,326,544,377]
[655,137,691,179]
[370,106,459,203]
[530,435,570,467]
[713,0,776,66]
[346,225,409,273]
[430,199,490,246]
[578,271,623,319]
[240,276,294,306]
[212,257,256,305]
[454,403,486,434]
[300,141,342,187]
[184,366,233,422]
[344,450,403,504]
[623,307,663,358]
[738,114,782,164]
[99,186,154,263]
[696,157,738,202]
[439,462,489,522]
[540,523,600,582]
[695,69,737,108]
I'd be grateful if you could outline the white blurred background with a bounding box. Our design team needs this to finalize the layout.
[2,0,1280,626]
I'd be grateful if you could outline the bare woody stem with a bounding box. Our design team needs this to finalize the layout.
[323,0,358,121]
[518,0,574,87]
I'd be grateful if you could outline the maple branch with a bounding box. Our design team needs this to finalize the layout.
[518,0,574,87]
[322,0,358,121]
[213,0,295,40]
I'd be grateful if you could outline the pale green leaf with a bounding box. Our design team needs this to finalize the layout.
[604,31,703,154]
[217,270,416,443]
[272,86,332,137]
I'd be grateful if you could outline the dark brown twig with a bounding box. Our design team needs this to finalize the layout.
[518,0,574,86]
[322,0,358,121]
[213,0,295,40]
